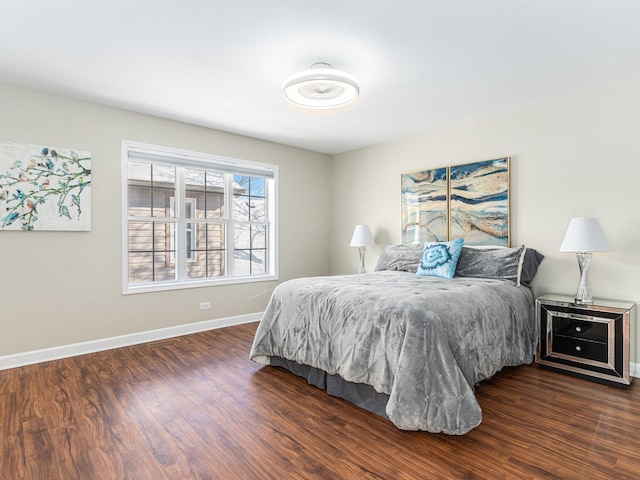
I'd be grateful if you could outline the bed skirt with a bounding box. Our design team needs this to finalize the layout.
[270,356,391,420]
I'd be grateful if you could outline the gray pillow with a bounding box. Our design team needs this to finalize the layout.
[520,248,544,286]
[374,244,423,272]
[455,245,526,285]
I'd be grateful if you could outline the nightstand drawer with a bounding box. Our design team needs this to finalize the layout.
[552,335,608,363]
[553,317,608,343]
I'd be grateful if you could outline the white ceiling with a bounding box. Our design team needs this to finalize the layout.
[1,1,639,155]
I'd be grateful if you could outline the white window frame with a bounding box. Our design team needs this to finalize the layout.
[121,140,278,294]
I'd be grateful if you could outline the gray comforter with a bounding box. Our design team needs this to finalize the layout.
[250,271,536,435]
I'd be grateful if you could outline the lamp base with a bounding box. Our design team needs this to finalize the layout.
[358,246,367,274]
[574,252,593,304]
[574,297,593,305]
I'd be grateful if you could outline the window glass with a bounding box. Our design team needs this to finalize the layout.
[127,162,152,217]
[127,221,176,284]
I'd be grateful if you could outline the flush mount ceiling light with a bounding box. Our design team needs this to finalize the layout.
[283,62,360,110]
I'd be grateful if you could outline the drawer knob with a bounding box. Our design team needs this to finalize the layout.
[575,326,582,332]
[575,346,582,352]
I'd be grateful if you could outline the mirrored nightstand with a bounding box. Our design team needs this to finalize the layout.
[535,294,635,388]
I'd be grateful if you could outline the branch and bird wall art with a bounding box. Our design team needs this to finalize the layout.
[0,140,91,231]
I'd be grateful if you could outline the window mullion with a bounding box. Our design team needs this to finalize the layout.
[176,168,186,281]
[266,177,275,277]
[225,173,234,278]
[264,179,269,274]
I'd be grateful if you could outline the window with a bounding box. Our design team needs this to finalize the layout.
[122,141,278,294]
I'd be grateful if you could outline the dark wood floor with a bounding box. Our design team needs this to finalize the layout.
[1,322,640,479]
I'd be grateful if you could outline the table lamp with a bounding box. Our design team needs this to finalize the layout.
[559,217,611,304]
[350,225,375,273]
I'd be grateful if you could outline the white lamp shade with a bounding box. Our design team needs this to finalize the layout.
[350,225,375,247]
[559,217,611,252]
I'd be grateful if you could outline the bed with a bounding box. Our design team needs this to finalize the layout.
[250,243,543,435]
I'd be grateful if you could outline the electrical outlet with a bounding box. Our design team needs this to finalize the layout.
[200,302,211,310]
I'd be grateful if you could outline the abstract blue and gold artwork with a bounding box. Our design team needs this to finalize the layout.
[0,140,91,231]
[401,167,448,243]
[449,157,509,246]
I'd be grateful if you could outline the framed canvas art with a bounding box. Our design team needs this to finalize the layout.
[0,140,91,231]
[401,167,448,243]
[449,157,510,246]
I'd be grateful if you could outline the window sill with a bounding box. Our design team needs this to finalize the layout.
[122,273,278,295]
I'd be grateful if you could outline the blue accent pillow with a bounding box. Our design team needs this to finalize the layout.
[416,238,465,279]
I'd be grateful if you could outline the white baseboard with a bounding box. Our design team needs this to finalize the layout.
[0,312,263,371]
[632,362,639,379]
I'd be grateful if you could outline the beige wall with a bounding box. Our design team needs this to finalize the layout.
[331,77,640,362]
[4,76,639,362]
[0,83,332,356]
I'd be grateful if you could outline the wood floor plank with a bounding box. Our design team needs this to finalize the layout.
[2,322,640,479]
